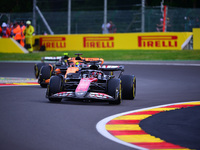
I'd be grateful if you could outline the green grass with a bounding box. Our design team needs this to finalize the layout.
[0,50,200,61]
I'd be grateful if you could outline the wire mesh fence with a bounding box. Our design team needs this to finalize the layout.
[1,7,200,35]
[146,7,200,32]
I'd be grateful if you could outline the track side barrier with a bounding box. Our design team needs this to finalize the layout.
[33,32,192,51]
[0,32,194,53]
[0,38,28,53]
[193,28,200,50]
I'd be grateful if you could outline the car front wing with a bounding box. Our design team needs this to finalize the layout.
[47,91,115,101]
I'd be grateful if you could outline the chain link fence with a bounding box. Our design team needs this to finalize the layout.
[145,7,200,32]
[1,7,200,34]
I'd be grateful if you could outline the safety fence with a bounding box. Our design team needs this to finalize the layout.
[0,7,200,34]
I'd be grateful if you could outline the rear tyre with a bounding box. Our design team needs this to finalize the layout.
[38,66,51,88]
[121,75,136,100]
[34,63,46,78]
[48,76,62,102]
[108,78,122,105]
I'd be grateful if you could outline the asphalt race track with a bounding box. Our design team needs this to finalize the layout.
[0,61,200,150]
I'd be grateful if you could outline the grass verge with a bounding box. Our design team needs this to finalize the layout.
[0,50,200,61]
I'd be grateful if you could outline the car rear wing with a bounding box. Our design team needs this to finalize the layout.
[100,65,124,72]
[68,58,104,65]
[100,65,124,78]
[83,58,104,65]
[41,56,62,62]
[67,53,104,65]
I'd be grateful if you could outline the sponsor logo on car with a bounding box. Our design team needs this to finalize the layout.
[83,37,114,48]
[53,92,74,97]
[138,35,178,48]
[102,65,119,68]
[89,92,113,99]
[40,37,66,48]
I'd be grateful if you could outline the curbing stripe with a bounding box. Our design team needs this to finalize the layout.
[0,82,38,87]
[0,77,39,87]
[106,124,141,131]
[115,134,164,143]
[96,101,200,150]
[112,115,152,120]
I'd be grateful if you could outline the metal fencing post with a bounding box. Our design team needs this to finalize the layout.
[36,6,54,35]
[68,0,71,34]
[103,0,107,34]
[33,0,36,34]
[141,0,145,32]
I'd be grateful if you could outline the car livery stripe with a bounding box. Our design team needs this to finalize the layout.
[88,92,114,100]
[52,92,74,97]
[96,101,200,150]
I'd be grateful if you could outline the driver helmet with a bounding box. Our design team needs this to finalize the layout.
[75,62,80,67]
[91,72,98,78]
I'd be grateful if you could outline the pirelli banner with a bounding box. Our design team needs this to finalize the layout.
[33,32,192,51]
[193,28,200,50]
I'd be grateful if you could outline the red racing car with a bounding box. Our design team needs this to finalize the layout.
[46,62,136,105]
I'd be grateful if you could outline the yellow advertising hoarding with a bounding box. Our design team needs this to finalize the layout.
[193,28,200,50]
[33,32,192,51]
[0,38,28,53]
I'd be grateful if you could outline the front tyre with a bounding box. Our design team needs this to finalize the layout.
[121,75,136,100]
[47,76,62,102]
[108,78,122,105]
[38,66,51,88]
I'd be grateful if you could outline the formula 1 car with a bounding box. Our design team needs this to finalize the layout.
[34,53,69,87]
[34,53,104,88]
[46,62,136,105]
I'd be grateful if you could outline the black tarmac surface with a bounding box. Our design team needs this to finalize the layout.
[140,106,200,150]
[0,62,200,150]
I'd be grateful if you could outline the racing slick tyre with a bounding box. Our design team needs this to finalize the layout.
[121,75,136,100]
[34,63,46,79]
[108,78,122,105]
[38,66,51,88]
[48,76,62,102]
